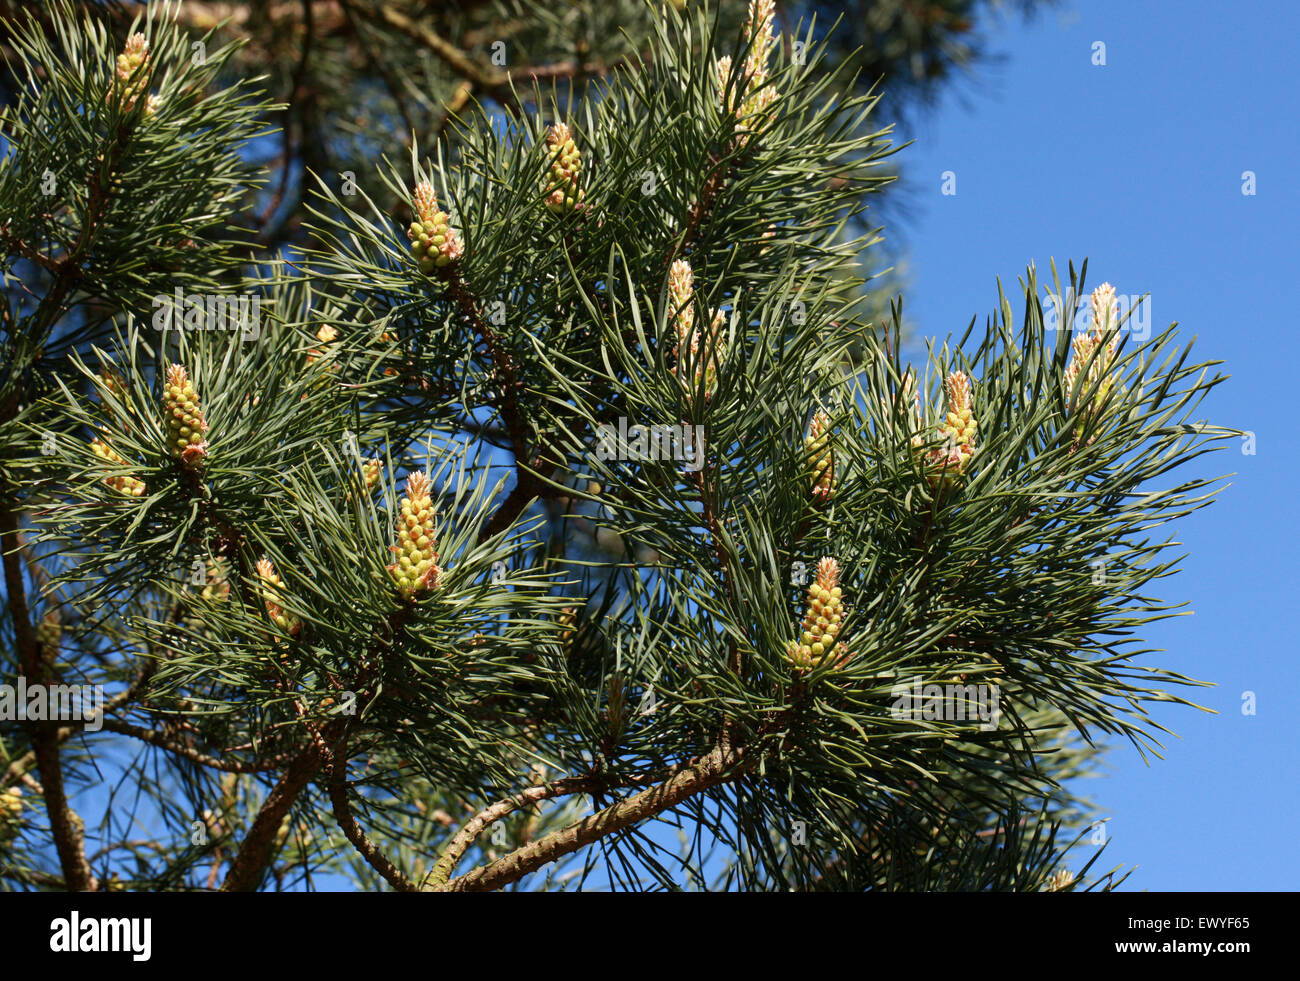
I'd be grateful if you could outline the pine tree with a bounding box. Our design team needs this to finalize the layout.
[0,0,1232,892]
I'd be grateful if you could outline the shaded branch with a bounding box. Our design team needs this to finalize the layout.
[98,718,294,774]
[218,739,325,892]
[362,1,505,89]
[1,502,96,891]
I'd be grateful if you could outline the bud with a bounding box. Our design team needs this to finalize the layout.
[1063,283,1122,445]
[200,558,231,603]
[200,807,225,839]
[558,605,576,647]
[187,558,231,633]
[255,557,300,637]
[673,308,725,406]
[1,786,22,814]
[0,786,23,840]
[348,459,381,505]
[668,258,695,338]
[716,55,736,113]
[742,0,778,83]
[605,673,627,730]
[938,370,976,450]
[786,557,849,670]
[1043,868,1074,892]
[408,181,464,274]
[35,611,61,652]
[1063,332,1096,411]
[805,409,836,503]
[89,437,147,497]
[369,327,399,377]
[1090,282,1117,333]
[387,470,442,598]
[922,371,977,488]
[882,370,924,447]
[718,0,779,136]
[114,33,152,112]
[543,123,586,215]
[96,367,129,422]
[163,364,209,468]
[305,324,339,368]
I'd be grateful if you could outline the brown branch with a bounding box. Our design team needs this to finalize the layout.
[436,742,752,892]
[487,54,647,99]
[363,2,505,89]
[663,150,732,272]
[424,772,607,887]
[0,652,157,786]
[327,754,417,892]
[430,79,474,143]
[115,1,345,32]
[694,461,742,675]
[219,738,326,892]
[340,0,417,144]
[0,233,65,275]
[437,269,564,543]
[290,705,415,892]
[0,863,67,889]
[251,0,317,247]
[476,467,550,542]
[1,503,95,891]
[23,104,132,336]
[443,271,528,460]
[220,603,410,891]
[97,718,292,774]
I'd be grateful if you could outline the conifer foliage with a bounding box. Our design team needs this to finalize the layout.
[0,1,1232,892]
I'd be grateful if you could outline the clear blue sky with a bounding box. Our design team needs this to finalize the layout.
[887,0,1299,889]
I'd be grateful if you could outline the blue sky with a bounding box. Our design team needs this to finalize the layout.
[887,0,1299,889]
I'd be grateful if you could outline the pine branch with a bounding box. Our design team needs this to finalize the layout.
[361,2,505,89]
[327,759,418,892]
[97,718,295,774]
[219,738,326,892]
[436,742,753,892]
[436,267,567,543]
[1,501,96,891]
[442,269,529,462]
[425,771,614,887]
